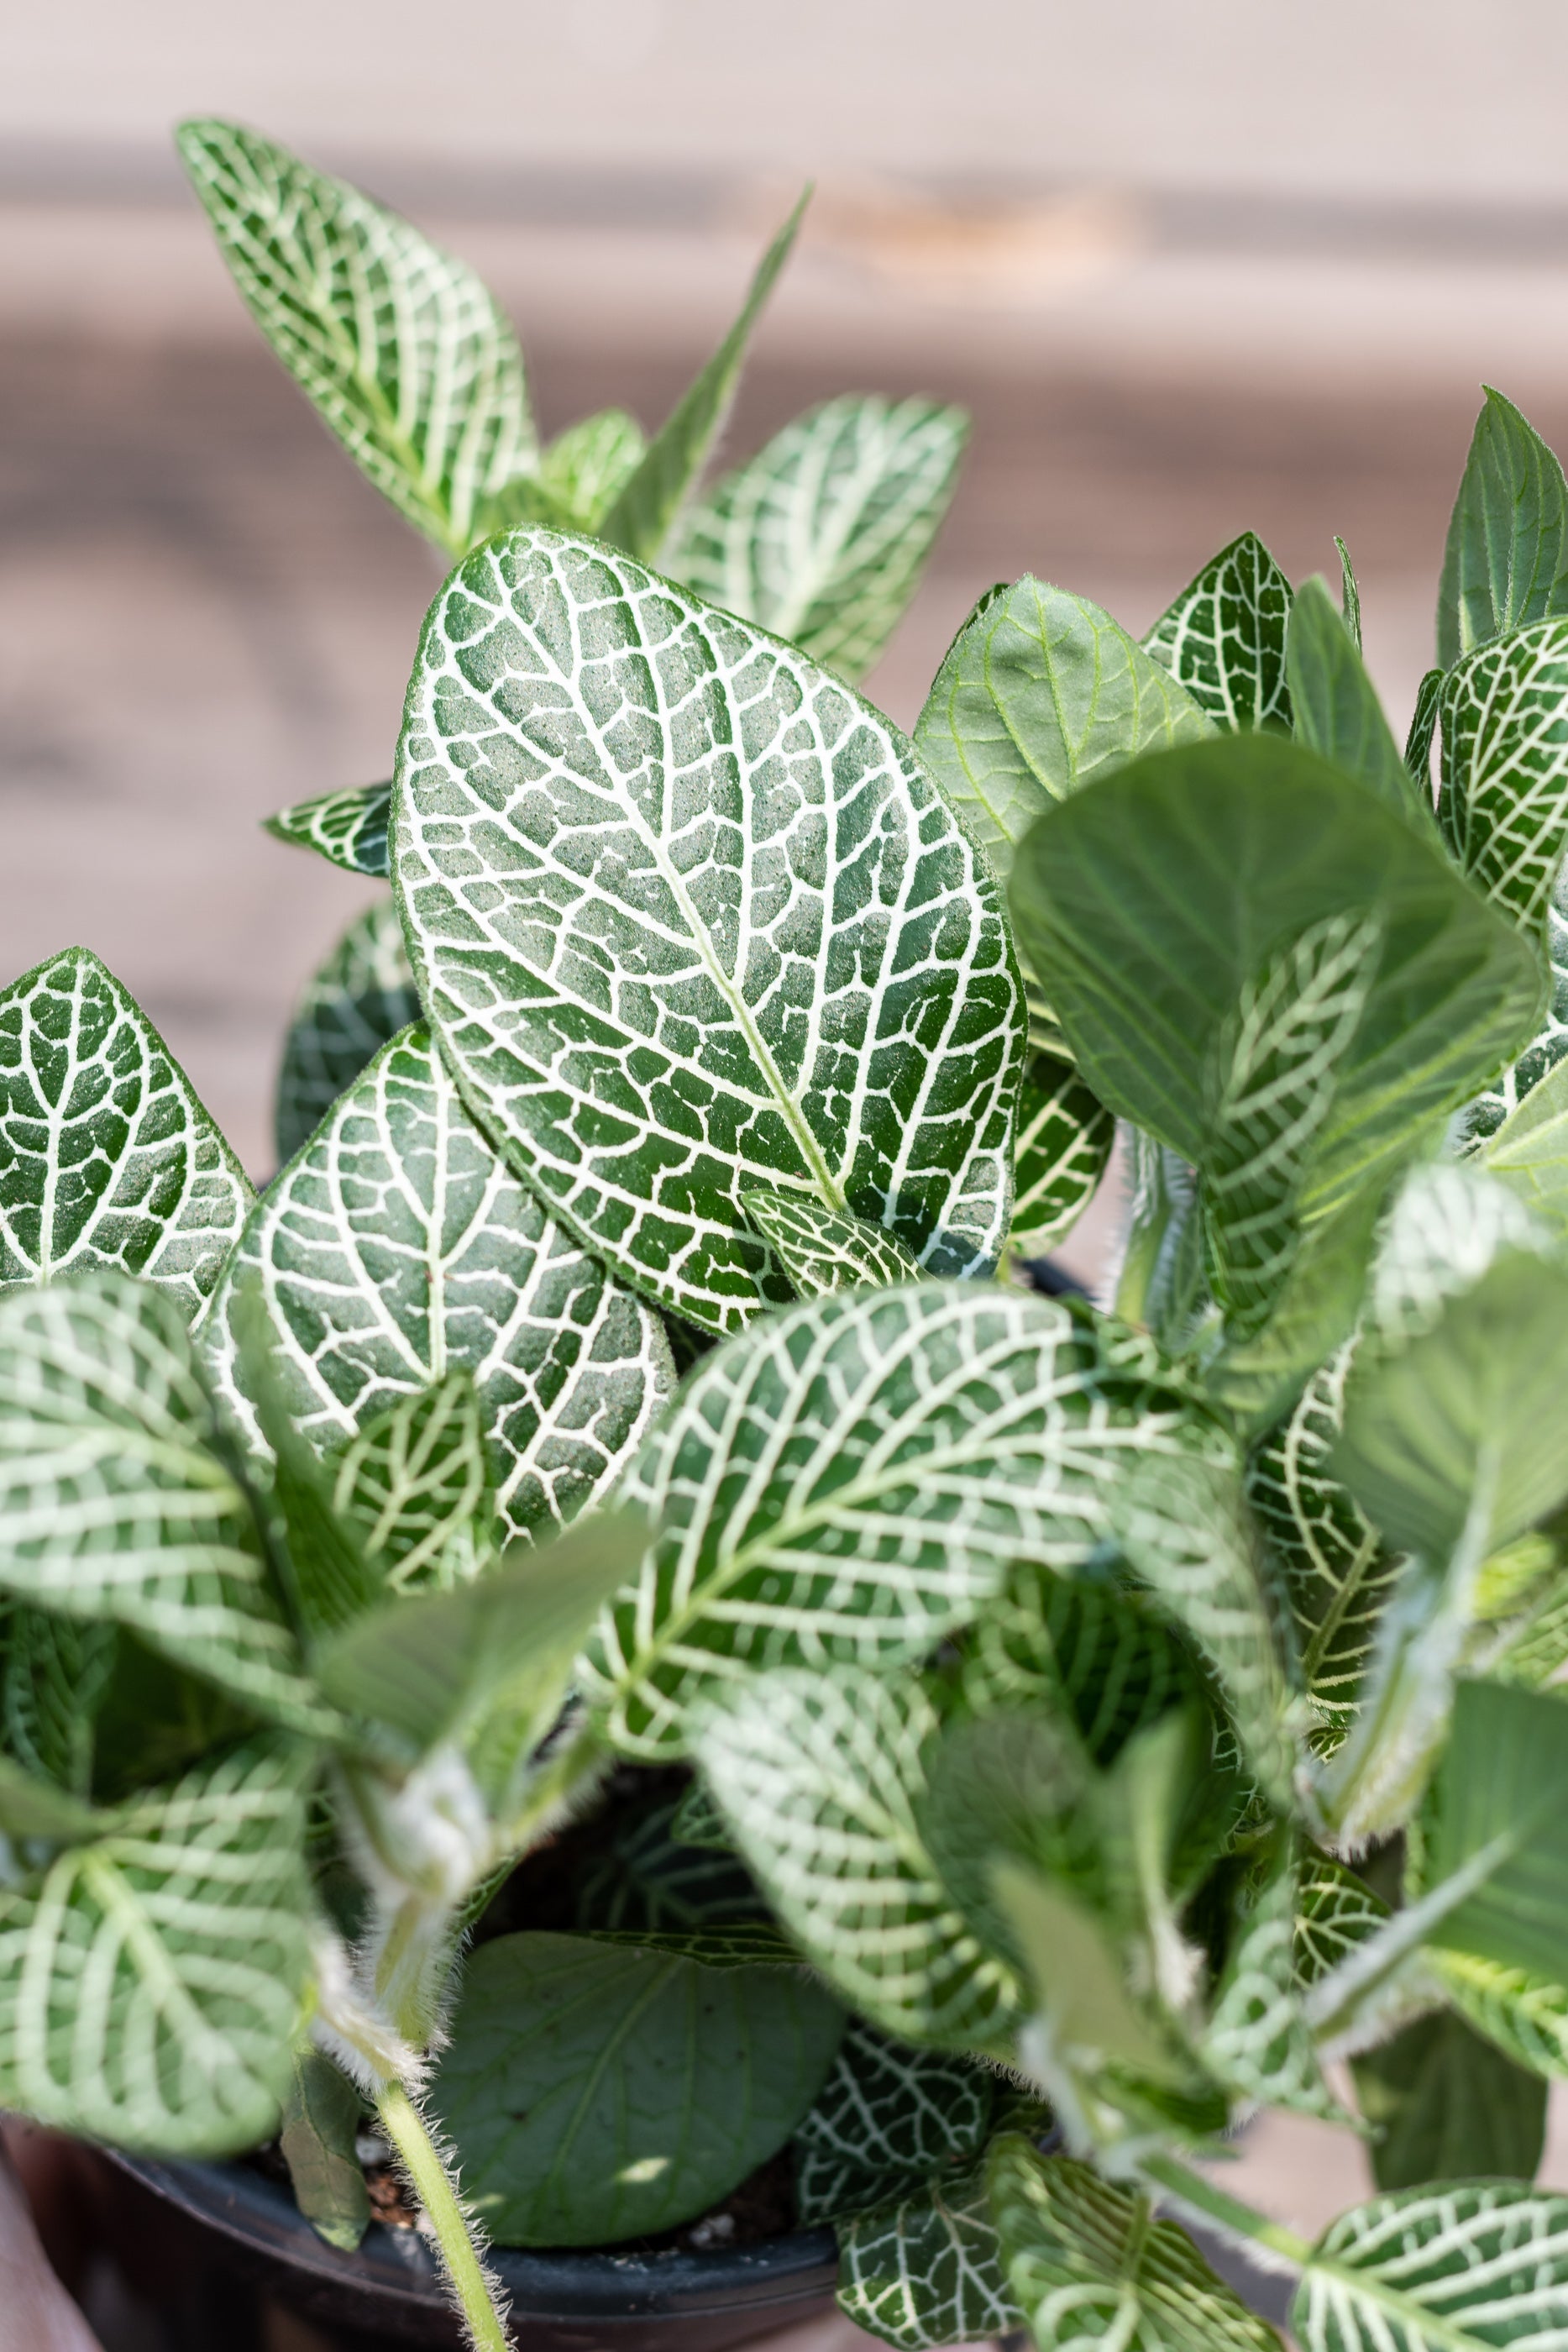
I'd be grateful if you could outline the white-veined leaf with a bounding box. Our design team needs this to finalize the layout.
[265,782,391,879]
[0,1736,312,2155]
[598,195,806,565]
[1477,1047,1568,1229]
[570,1790,765,1932]
[207,1026,672,1542]
[582,1282,1194,1756]
[1287,575,1428,827]
[989,2137,1281,2352]
[395,527,1024,1334]
[960,1560,1201,1762]
[177,119,536,554]
[0,1274,329,1733]
[1439,615,1568,932]
[1010,1053,1114,1258]
[331,1368,493,1591]
[1437,386,1568,669]
[688,1665,1019,2049]
[1293,2181,1568,2352]
[674,396,968,684]
[793,2017,994,2223]
[738,1181,922,1296]
[1294,1857,1390,1986]
[1142,533,1293,733]
[1434,1949,1568,2080]
[836,2151,1020,2351]
[0,948,251,1318]
[273,898,422,1168]
[536,408,645,530]
[1407,668,1443,790]
[0,1604,117,1797]
[913,577,1212,885]
[1204,1838,1339,2119]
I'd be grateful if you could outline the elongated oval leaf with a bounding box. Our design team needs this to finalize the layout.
[177,120,536,554]
[1142,532,1293,733]
[274,898,422,1168]
[537,408,645,531]
[265,782,391,878]
[1440,615,1568,929]
[793,2018,994,2224]
[581,1282,1193,1756]
[1,948,251,1318]
[331,1368,494,1591]
[739,1181,922,1296]
[1287,575,1428,826]
[1008,735,1543,1229]
[395,528,1025,1334]
[674,396,968,684]
[913,577,1212,885]
[1010,1053,1114,1257]
[0,1275,326,1731]
[430,1929,842,2244]
[1351,2008,1546,2192]
[1478,1048,1568,1230]
[207,1026,672,1541]
[0,1737,312,2155]
[280,2048,370,2251]
[1437,386,1568,668]
[1407,668,1443,790]
[1293,2181,1568,2352]
[837,2154,1020,2352]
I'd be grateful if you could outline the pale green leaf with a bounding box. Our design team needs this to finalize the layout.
[1142,532,1293,732]
[1436,386,1568,668]
[1478,1049,1568,1232]
[674,395,968,683]
[395,527,1024,1334]
[1008,733,1543,1230]
[1011,1053,1115,1257]
[536,407,645,530]
[599,193,807,564]
[1406,668,1442,790]
[430,1927,843,2245]
[912,576,1212,885]
[1287,576,1426,825]
[0,1274,328,1733]
[0,1753,106,1843]
[989,2136,1281,2352]
[331,1369,493,1593]
[581,1282,1193,1757]
[1434,1949,1568,2080]
[265,782,391,879]
[993,1864,1183,2088]
[1351,2008,1546,2191]
[280,2047,369,2251]
[207,1025,673,1542]
[836,2152,1020,2352]
[0,948,252,1318]
[0,1736,312,2155]
[177,119,536,554]
[793,2017,994,2224]
[1293,2181,1568,2352]
[1468,865,1568,1140]
[1439,616,1568,929]
[1423,1678,1568,1986]
[274,897,422,1168]
[738,1181,922,1296]
[688,1666,1020,2048]
[1338,537,1363,654]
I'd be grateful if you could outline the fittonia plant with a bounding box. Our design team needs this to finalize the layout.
[5,129,1568,2352]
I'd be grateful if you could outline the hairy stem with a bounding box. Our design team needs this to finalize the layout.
[376,2078,511,2352]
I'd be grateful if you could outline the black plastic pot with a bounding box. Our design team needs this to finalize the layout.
[102,2151,841,2351]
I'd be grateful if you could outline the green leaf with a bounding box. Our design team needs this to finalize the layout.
[0,948,252,1318]
[992,1863,1189,2093]
[1478,1049,1568,1232]
[312,1509,645,1766]
[429,1928,842,2244]
[1434,1949,1568,2079]
[0,1736,312,2154]
[1292,2181,1568,2352]
[396,527,1024,1336]
[738,1181,922,1296]
[792,2017,994,2224]
[1294,1856,1389,1986]
[536,408,645,530]
[836,2152,1020,2352]
[669,1777,732,1852]
[1287,576,1425,824]
[0,1753,106,1842]
[688,1665,1020,2049]
[265,782,391,879]
[1008,733,1544,1228]
[1206,1838,1339,2118]
[207,1025,673,1541]
[1436,386,1568,668]
[176,119,536,555]
[1406,669,1443,790]
[597,193,807,564]
[989,2136,1281,2352]
[0,1274,328,1733]
[1010,1053,1115,1257]
[960,1561,1201,1764]
[1352,2008,1546,2192]
[1,1605,117,1797]
[280,2047,370,2251]
[583,1282,1194,1756]
[331,1370,494,1593]
[674,396,968,683]
[1248,1351,1403,1740]
[274,898,422,1168]
[1439,616,1568,929]
[1468,868,1568,1141]
[571,1793,766,1933]
[1423,1678,1568,1984]
[1338,537,1363,653]
[1142,533,1293,733]
[912,577,1212,885]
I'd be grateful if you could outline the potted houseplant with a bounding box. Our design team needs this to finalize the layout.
[5,118,1568,2352]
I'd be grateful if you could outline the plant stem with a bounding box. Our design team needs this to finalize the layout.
[1138,2151,1313,2270]
[375,2079,511,2352]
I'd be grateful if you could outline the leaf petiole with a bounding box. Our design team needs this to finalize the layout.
[375,2078,511,2352]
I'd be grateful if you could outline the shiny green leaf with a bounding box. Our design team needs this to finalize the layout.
[1142,532,1293,733]
[1436,386,1568,668]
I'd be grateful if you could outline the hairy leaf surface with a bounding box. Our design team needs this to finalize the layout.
[739,1183,922,1297]
[1435,1950,1568,2080]
[274,899,422,1168]
[1437,387,1568,668]
[1142,532,1293,733]
[265,782,391,878]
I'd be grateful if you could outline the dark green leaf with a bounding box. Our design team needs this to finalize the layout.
[1287,576,1426,824]
[836,2152,1020,2352]
[1439,615,1568,933]
[1436,386,1568,668]
[571,1794,765,1932]
[331,1370,495,1593]
[265,782,391,879]
[960,1560,1200,1765]
[280,2047,370,2251]
[1010,1053,1114,1257]
[1142,532,1293,733]
[1337,537,1363,653]
[1352,2008,1546,2192]
[1406,668,1442,790]
[793,2018,993,2224]
[273,899,422,1168]
[1,1605,117,1797]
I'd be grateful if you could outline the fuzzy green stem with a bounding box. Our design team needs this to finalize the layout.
[1138,2151,1312,2269]
[375,2079,511,2352]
